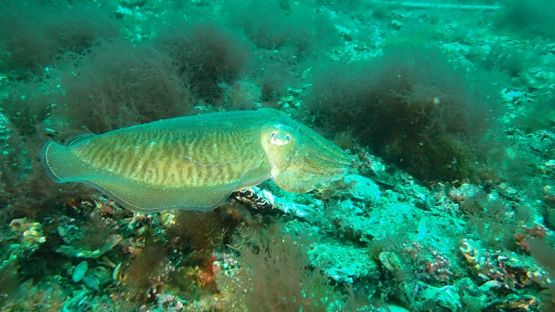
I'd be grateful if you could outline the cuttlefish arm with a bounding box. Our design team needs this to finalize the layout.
[42,108,350,212]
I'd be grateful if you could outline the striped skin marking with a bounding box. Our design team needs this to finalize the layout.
[72,123,267,188]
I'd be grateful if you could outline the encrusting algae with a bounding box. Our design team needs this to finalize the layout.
[41,108,351,212]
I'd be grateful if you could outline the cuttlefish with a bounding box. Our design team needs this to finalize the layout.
[42,108,351,213]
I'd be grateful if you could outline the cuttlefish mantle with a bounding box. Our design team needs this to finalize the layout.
[41,108,351,213]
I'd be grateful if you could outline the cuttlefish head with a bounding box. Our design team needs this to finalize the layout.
[260,113,352,193]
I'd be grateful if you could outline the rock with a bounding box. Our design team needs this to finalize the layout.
[546,208,555,229]
[448,183,481,203]
[500,88,525,103]
[333,202,417,242]
[343,174,381,202]
[308,240,379,283]
[10,218,46,253]
[379,251,404,275]
[83,266,111,291]
[420,283,462,311]
[401,281,463,311]
[523,67,555,90]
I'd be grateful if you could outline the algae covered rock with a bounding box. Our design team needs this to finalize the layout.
[343,174,381,203]
[307,240,379,283]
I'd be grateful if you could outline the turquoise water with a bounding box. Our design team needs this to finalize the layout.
[0,0,554,311]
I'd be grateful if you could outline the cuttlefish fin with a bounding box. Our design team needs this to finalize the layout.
[42,140,85,183]
[41,140,239,212]
[83,175,238,213]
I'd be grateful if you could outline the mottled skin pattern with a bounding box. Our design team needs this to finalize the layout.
[42,108,351,212]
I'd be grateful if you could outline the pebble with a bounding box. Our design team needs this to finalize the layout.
[72,261,88,283]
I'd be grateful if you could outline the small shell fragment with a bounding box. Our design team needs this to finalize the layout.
[112,262,123,282]
[72,260,88,282]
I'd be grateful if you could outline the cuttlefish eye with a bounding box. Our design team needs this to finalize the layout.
[270,131,292,146]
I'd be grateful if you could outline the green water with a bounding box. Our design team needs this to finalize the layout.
[0,0,553,311]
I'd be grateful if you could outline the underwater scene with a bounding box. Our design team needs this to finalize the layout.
[0,0,554,311]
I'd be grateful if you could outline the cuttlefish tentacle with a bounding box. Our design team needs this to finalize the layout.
[42,108,351,212]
